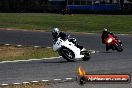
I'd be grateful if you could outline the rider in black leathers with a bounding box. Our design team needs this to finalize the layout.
[101,28,115,44]
[101,28,122,51]
[52,28,83,50]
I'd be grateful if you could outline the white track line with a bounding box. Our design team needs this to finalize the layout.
[0,56,61,64]
[33,46,40,48]
[88,50,96,54]
[0,49,98,64]
[0,77,75,86]
[13,83,21,85]
[5,44,10,46]
[22,82,30,84]
[1,84,9,86]
[41,80,49,82]
[64,78,73,80]
[16,45,23,47]
[53,79,62,81]
[42,56,62,60]
[31,81,39,83]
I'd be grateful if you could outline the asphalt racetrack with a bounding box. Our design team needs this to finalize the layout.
[0,30,132,88]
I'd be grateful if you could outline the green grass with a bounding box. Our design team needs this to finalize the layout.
[0,46,58,62]
[0,13,132,33]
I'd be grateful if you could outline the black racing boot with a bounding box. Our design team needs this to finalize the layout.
[106,45,110,51]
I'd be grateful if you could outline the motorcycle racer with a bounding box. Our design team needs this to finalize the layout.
[52,28,83,50]
[101,28,115,44]
[101,28,122,51]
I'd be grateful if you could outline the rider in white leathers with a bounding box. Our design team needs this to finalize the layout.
[52,28,83,50]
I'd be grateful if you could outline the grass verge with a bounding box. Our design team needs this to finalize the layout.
[0,13,132,33]
[0,46,58,62]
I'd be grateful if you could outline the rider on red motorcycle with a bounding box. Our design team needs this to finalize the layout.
[101,28,122,51]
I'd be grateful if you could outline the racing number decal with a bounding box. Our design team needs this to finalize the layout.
[57,42,60,45]
[57,40,62,45]
[56,39,63,46]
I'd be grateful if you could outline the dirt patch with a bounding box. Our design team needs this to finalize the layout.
[0,82,51,88]
[0,46,58,61]
[0,46,25,58]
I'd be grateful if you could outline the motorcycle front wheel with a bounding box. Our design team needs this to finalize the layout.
[115,44,123,52]
[60,47,75,62]
[81,51,91,61]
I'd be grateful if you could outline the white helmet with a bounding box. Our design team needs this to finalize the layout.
[52,28,60,36]
[104,28,108,31]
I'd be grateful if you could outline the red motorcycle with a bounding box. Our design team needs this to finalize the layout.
[104,34,123,52]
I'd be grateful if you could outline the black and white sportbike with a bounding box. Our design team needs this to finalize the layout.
[53,37,91,62]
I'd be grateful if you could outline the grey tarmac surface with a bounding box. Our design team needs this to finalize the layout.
[0,30,51,47]
[47,81,132,88]
[0,29,132,88]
